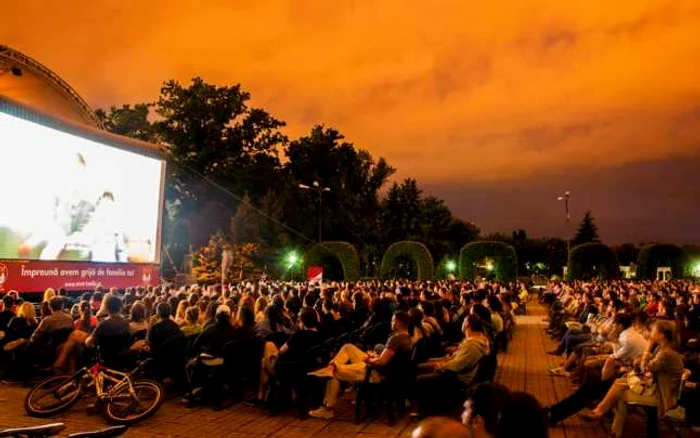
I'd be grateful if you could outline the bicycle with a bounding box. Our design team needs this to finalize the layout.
[24,360,164,425]
[0,423,126,438]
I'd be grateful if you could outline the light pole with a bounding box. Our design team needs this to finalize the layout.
[557,191,571,255]
[299,181,331,242]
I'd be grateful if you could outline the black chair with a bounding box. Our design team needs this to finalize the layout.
[472,352,497,384]
[266,344,325,417]
[355,347,414,425]
[96,332,134,370]
[144,333,187,387]
[361,322,391,349]
[200,336,265,409]
[130,329,148,343]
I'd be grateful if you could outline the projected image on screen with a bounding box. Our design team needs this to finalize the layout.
[0,112,163,264]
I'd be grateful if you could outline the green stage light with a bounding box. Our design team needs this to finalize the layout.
[446,260,457,272]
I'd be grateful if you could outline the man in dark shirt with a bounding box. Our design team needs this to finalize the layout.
[191,305,236,356]
[319,299,338,339]
[147,302,182,352]
[309,311,412,419]
[279,308,322,362]
[86,295,130,366]
[0,295,16,330]
[30,297,74,347]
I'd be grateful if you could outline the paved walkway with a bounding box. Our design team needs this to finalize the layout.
[0,303,677,437]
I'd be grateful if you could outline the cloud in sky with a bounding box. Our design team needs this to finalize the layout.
[2,0,700,241]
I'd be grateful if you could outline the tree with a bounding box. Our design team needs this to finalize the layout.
[612,243,639,266]
[380,178,424,243]
[572,211,600,246]
[155,78,287,212]
[230,194,261,245]
[95,104,157,142]
[284,125,395,246]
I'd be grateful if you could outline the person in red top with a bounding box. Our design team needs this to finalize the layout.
[644,293,659,316]
[73,301,97,333]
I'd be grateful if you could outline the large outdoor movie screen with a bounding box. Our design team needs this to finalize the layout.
[0,112,164,264]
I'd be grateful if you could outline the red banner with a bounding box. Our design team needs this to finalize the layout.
[307,266,323,283]
[0,260,160,294]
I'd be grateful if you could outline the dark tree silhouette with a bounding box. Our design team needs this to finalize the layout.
[573,211,601,246]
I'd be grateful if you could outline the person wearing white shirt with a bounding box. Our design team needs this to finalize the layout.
[602,313,647,381]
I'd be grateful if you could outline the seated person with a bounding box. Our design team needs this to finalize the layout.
[73,301,97,334]
[307,311,412,419]
[600,313,647,381]
[414,314,490,417]
[55,295,130,371]
[0,295,16,331]
[461,382,512,438]
[279,308,322,362]
[128,301,149,338]
[580,320,684,437]
[28,297,73,350]
[147,302,182,353]
[190,305,236,357]
[4,302,37,343]
[412,417,470,438]
[180,307,202,337]
[183,305,237,403]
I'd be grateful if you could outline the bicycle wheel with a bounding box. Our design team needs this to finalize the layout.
[24,374,82,417]
[103,379,164,425]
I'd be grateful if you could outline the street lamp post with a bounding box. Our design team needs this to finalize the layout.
[299,181,331,242]
[557,191,571,255]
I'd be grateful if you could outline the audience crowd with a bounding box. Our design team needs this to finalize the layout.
[541,279,700,437]
[0,277,697,437]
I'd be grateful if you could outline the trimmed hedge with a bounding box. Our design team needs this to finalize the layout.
[380,241,434,280]
[459,241,518,281]
[305,241,361,281]
[567,243,619,280]
[636,244,687,280]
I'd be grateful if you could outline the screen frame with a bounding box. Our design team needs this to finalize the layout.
[0,94,167,265]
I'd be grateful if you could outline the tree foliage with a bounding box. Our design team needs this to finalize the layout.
[572,211,600,246]
[636,244,687,280]
[305,241,362,281]
[192,232,259,284]
[283,125,394,246]
[567,243,619,280]
[95,104,156,142]
[459,241,518,281]
[97,79,482,281]
[380,241,434,280]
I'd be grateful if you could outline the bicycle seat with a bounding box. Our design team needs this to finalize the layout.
[67,425,127,438]
[0,423,66,437]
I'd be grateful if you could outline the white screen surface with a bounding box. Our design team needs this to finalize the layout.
[0,112,163,263]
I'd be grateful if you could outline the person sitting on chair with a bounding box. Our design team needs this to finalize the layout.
[307,311,411,419]
[413,313,490,417]
[579,320,684,438]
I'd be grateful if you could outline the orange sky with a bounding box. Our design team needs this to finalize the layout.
[3,0,700,241]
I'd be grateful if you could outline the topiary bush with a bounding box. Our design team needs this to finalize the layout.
[636,244,687,280]
[567,243,619,280]
[305,241,361,281]
[380,241,434,280]
[459,241,518,281]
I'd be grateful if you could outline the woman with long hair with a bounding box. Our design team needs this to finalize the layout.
[580,320,685,437]
[174,300,188,326]
[4,302,38,343]
[74,301,97,333]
